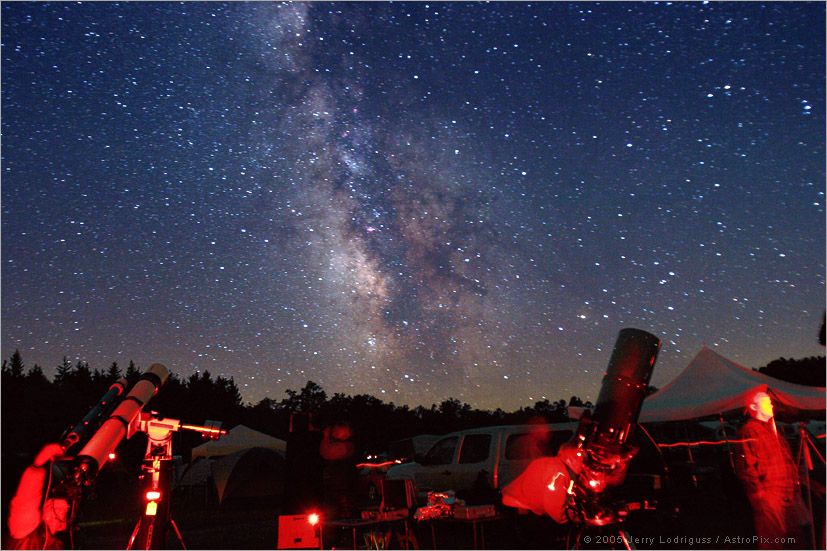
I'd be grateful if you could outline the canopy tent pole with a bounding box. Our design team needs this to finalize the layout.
[718,414,735,470]
[683,423,694,463]
[681,423,698,488]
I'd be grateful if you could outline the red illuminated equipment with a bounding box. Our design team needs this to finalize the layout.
[126,414,226,550]
[502,328,662,536]
[277,514,322,549]
[45,365,171,539]
[571,328,661,526]
[39,363,227,550]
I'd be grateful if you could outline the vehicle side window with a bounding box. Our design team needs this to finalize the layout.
[458,434,491,464]
[505,433,537,460]
[424,436,458,465]
[548,430,574,454]
[505,430,574,460]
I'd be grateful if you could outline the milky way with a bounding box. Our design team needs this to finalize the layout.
[2,2,824,410]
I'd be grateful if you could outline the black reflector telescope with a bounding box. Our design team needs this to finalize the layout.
[590,327,661,457]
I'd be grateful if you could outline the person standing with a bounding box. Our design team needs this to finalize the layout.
[735,390,811,549]
[319,421,358,519]
[283,413,324,516]
[6,443,71,550]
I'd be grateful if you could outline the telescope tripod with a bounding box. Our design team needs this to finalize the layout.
[126,412,224,550]
[795,421,825,550]
[128,518,188,551]
[564,487,657,550]
[126,457,185,550]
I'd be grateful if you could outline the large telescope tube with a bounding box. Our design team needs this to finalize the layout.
[502,328,660,526]
[75,363,169,476]
[575,328,660,497]
[590,328,661,456]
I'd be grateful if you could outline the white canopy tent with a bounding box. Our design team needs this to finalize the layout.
[191,424,287,459]
[640,346,826,423]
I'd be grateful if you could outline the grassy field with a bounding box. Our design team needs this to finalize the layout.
[70,490,764,550]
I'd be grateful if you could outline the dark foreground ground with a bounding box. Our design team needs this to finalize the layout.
[4,453,823,550]
[69,484,802,550]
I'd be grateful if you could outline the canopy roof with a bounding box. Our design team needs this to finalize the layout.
[192,424,286,458]
[640,346,826,422]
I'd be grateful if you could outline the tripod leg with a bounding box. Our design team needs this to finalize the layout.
[126,520,142,550]
[798,428,821,550]
[170,518,187,550]
[618,529,636,550]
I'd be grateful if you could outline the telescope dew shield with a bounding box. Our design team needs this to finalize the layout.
[76,364,170,475]
[591,328,661,453]
[62,377,129,452]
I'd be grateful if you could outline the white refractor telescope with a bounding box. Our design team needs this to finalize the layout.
[73,363,169,479]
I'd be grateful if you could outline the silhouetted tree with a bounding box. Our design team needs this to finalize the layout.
[439,398,471,420]
[217,375,242,405]
[146,372,187,419]
[8,349,24,378]
[281,381,328,415]
[26,364,49,386]
[73,360,92,384]
[243,397,286,436]
[54,357,72,386]
[125,361,141,386]
[103,361,122,384]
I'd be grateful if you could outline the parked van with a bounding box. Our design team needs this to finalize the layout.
[385,423,578,501]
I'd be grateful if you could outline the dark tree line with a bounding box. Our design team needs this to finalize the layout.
[752,313,825,386]
[1,351,591,466]
[2,347,823,466]
[755,355,826,387]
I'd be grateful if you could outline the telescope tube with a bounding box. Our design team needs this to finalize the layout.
[590,327,661,453]
[76,364,169,475]
[62,378,129,452]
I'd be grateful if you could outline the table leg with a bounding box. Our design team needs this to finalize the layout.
[479,521,485,550]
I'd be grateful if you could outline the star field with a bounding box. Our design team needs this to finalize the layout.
[2,2,824,411]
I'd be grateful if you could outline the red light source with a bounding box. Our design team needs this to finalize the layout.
[307,513,320,526]
[108,452,117,460]
[146,490,161,501]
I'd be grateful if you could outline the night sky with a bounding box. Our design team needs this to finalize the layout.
[2,2,824,412]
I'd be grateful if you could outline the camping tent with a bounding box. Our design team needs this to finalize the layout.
[182,425,287,505]
[179,447,285,504]
[191,424,286,459]
[640,346,826,423]
[211,447,285,503]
